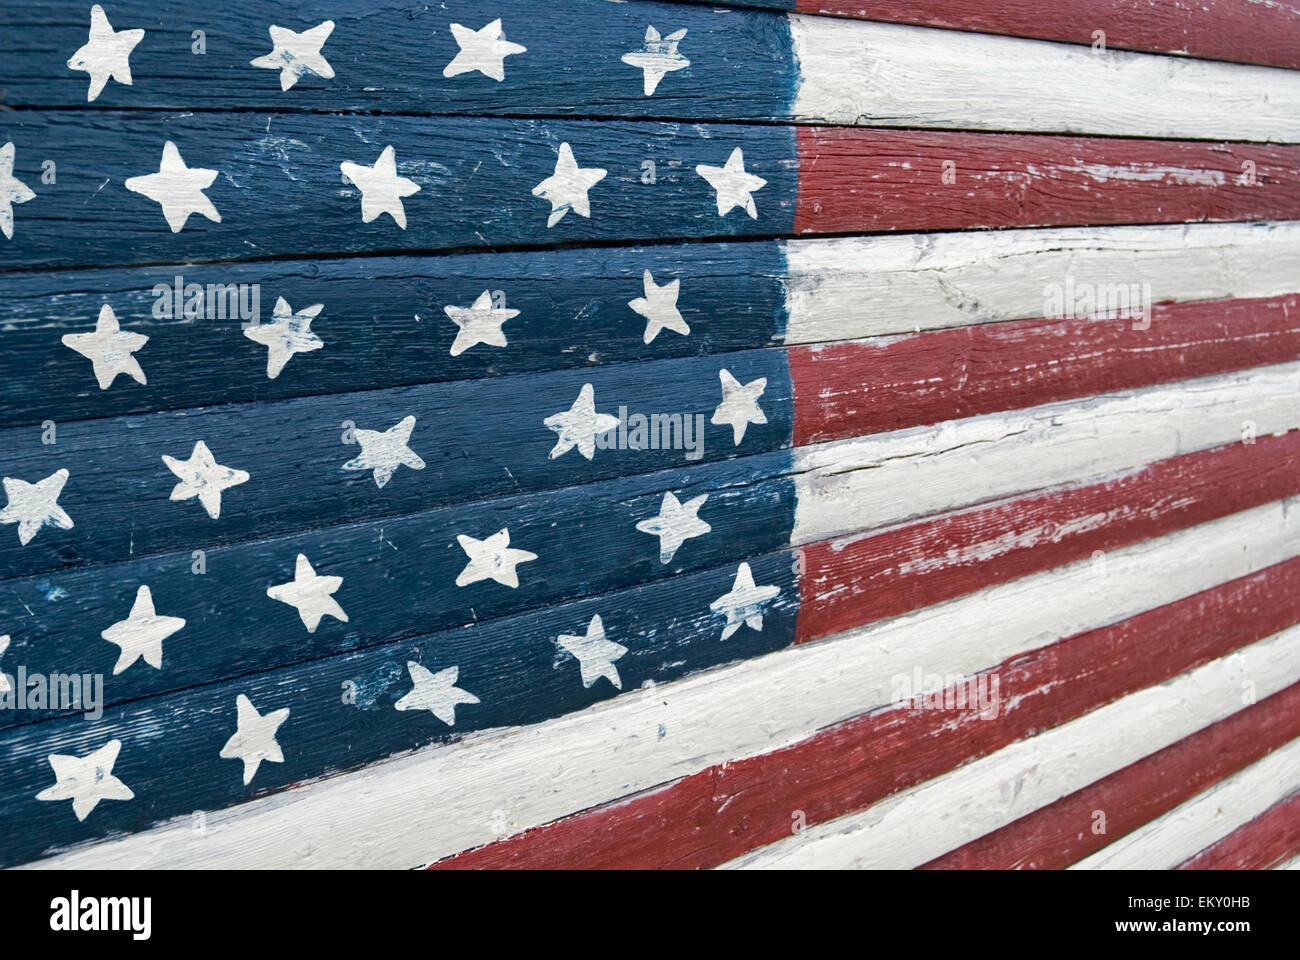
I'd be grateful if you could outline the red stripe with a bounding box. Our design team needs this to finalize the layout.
[795,0,1300,71]
[789,295,1300,448]
[1177,791,1300,870]
[795,431,1300,645]
[923,693,1300,869]
[430,556,1300,870]
[793,128,1300,235]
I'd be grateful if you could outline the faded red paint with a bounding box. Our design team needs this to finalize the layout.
[789,295,1300,448]
[795,432,1300,645]
[923,688,1300,869]
[793,127,1300,235]
[795,0,1300,70]
[430,557,1300,870]
[1177,794,1300,870]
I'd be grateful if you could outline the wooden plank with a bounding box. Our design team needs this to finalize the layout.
[5,2,1300,139]
[790,294,1300,447]
[23,499,1300,868]
[6,221,1300,429]
[795,431,1300,644]
[431,563,1300,869]
[721,624,1300,869]
[5,422,1293,735]
[786,13,1300,140]
[1179,794,1300,870]
[5,112,1300,269]
[1,359,1293,583]
[923,689,1300,869]
[1070,739,1300,869]
[676,0,1300,71]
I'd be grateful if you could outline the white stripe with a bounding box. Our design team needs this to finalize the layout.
[1277,854,1300,869]
[782,221,1300,345]
[25,499,1300,869]
[792,362,1300,545]
[722,627,1300,870]
[1071,738,1300,869]
[789,14,1300,140]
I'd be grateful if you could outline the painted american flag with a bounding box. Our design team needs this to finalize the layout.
[0,0,1299,871]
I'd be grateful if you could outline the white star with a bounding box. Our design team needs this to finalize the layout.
[250,20,335,92]
[395,662,479,725]
[340,145,420,229]
[0,142,35,240]
[124,141,220,233]
[443,18,526,81]
[0,469,73,546]
[244,297,325,378]
[66,4,145,102]
[544,383,619,460]
[628,269,688,344]
[636,492,711,564]
[557,614,627,690]
[444,290,519,357]
[712,368,767,444]
[0,635,10,695]
[100,584,185,675]
[219,694,290,785]
[342,414,425,488]
[696,147,767,219]
[532,143,607,228]
[267,553,348,632]
[161,440,249,520]
[621,26,690,96]
[61,303,148,390]
[455,527,537,589]
[710,562,780,640]
[35,739,134,821]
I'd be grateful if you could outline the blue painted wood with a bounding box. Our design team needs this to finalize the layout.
[0,0,797,116]
[0,347,795,581]
[0,110,798,269]
[0,449,797,731]
[0,243,789,428]
[0,548,799,868]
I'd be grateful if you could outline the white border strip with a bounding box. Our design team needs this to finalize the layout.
[25,499,1300,869]
[783,222,1300,345]
[722,627,1300,870]
[790,14,1300,140]
[1071,738,1300,869]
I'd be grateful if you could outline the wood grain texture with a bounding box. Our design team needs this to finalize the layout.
[7,222,1300,429]
[1177,792,1300,870]
[26,498,1300,868]
[796,432,1300,644]
[791,362,1300,545]
[1070,737,1300,869]
[5,112,1300,270]
[432,560,1300,869]
[790,295,1300,447]
[922,686,1300,869]
[674,0,1300,71]
[788,13,1300,141]
[6,1,1300,137]
[722,623,1300,869]
[794,128,1300,235]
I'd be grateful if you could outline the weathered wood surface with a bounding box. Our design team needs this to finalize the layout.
[27,502,1300,868]
[5,112,1300,269]
[922,684,1300,869]
[5,221,1299,428]
[5,1,1300,139]
[1177,794,1300,870]
[677,0,1300,70]
[435,566,1300,869]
